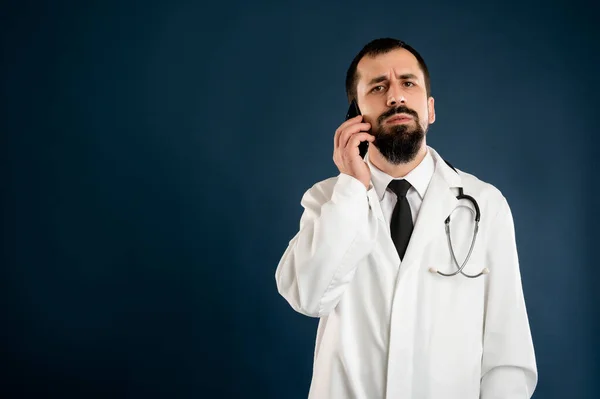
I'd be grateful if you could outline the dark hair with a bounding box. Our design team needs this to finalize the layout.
[345,38,431,103]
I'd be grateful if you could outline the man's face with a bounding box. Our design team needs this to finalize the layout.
[355,48,435,164]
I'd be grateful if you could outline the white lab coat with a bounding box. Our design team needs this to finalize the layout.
[275,146,537,399]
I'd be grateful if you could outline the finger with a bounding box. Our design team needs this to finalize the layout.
[335,115,363,148]
[339,123,371,148]
[339,114,363,131]
[346,132,375,150]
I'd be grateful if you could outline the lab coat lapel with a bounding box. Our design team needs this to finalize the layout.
[400,150,460,270]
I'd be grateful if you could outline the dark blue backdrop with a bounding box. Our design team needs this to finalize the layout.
[2,0,598,398]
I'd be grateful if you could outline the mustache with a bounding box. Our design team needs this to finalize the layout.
[377,106,419,124]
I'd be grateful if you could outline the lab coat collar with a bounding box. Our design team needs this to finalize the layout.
[427,146,462,189]
[364,145,462,196]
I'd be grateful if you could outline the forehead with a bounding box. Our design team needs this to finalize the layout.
[356,48,423,83]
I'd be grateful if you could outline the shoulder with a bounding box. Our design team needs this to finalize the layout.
[431,148,506,208]
[456,167,502,198]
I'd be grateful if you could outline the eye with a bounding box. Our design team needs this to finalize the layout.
[371,85,386,93]
[403,81,415,87]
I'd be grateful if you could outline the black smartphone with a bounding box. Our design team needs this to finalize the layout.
[345,99,370,158]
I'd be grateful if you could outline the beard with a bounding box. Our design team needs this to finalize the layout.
[371,106,427,164]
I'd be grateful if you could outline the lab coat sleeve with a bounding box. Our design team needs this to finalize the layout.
[480,196,538,398]
[275,173,379,317]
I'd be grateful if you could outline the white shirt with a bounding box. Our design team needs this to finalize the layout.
[366,147,435,226]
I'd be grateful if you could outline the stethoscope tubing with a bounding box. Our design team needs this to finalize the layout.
[429,187,489,278]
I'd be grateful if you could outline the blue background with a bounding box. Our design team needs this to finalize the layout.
[2,0,598,397]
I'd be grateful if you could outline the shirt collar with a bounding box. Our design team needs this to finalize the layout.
[366,146,435,201]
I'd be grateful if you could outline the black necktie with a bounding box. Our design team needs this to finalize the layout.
[388,179,413,261]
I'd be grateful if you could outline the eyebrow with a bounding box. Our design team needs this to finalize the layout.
[367,73,419,86]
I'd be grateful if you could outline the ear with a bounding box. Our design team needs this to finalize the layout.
[428,96,436,124]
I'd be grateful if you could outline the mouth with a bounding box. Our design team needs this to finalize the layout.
[385,114,413,124]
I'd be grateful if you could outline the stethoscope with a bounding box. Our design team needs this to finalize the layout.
[428,161,490,279]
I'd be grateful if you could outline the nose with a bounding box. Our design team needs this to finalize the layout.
[387,85,406,107]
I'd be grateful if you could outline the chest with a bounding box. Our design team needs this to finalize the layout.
[348,201,489,312]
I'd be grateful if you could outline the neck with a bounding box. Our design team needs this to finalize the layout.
[369,142,428,178]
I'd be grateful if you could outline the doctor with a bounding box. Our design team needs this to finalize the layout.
[275,38,537,398]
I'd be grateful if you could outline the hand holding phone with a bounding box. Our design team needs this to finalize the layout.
[333,99,375,190]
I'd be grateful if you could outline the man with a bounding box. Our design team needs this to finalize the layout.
[275,38,537,399]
